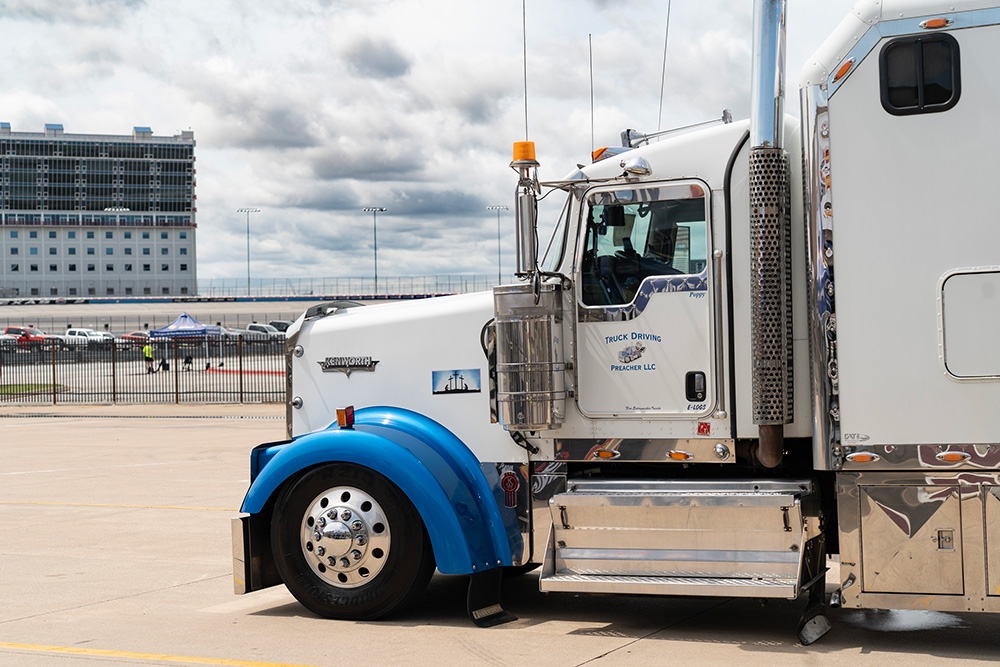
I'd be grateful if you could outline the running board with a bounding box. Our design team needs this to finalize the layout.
[540,573,799,598]
[538,479,819,599]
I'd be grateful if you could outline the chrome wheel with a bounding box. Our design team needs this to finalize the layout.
[300,485,391,588]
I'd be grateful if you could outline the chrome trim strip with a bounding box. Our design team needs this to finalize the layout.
[801,82,840,471]
[841,443,1000,472]
[552,438,736,463]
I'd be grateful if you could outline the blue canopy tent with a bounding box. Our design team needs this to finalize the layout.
[149,312,222,339]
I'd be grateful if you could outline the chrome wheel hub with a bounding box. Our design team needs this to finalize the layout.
[300,485,390,588]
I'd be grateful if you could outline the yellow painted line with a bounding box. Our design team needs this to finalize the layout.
[0,642,322,667]
[0,500,236,511]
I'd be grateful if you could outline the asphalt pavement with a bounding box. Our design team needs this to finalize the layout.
[1,404,998,666]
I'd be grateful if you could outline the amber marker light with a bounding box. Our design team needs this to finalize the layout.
[667,450,693,461]
[336,405,355,429]
[920,18,953,29]
[833,59,855,83]
[513,141,536,162]
[595,449,618,459]
[846,452,880,463]
[936,451,971,463]
[592,147,609,161]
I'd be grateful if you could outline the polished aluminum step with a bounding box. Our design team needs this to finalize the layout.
[540,573,799,598]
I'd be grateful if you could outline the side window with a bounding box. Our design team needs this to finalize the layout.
[580,184,707,306]
[880,33,960,116]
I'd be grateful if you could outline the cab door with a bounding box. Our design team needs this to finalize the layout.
[575,180,716,418]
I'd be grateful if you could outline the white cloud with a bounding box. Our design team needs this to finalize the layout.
[0,0,859,281]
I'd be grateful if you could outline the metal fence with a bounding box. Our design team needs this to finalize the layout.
[197,274,509,298]
[0,338,285,404]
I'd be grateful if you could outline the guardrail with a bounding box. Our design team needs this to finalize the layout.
[0,338,285,404]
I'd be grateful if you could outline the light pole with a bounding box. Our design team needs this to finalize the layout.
[236,208,260,296]
[362,207,386,294]
[487,205,508,285]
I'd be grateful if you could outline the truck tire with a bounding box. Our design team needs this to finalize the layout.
[271,463,435,620]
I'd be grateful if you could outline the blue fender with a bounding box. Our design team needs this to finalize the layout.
[240,407,513,574]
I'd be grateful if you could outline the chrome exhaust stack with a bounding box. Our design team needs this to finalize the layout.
[749,0,793,467]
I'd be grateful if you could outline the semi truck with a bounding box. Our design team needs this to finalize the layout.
[232,0,1000,644]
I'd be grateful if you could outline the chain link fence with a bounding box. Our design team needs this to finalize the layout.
[0,338,284,404]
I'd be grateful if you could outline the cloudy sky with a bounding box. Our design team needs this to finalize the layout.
[0,0,857,283]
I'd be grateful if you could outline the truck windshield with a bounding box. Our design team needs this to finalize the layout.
[580,183,707,306]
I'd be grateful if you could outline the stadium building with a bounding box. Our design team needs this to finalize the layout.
[0,123,196,298]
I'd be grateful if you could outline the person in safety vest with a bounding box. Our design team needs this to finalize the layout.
[143,342,154,373]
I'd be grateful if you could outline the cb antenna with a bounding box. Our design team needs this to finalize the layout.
[590,34,595,159]
[522,0,529,140]
[657,0,673,131]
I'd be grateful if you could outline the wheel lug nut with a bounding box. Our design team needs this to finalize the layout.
[316,516,326,527]
[340,557,350,568]
[316,546,325,556]
[351,520,363,531]
[314,531,322,541]
[351,550,362,561]
[341,510,352,521]
[355,535,367,546]
[326,510,337,519]
[328,556,336,566]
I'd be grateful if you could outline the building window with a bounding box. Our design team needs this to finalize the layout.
[50,288,58,296]
[87,264,95,272]
[29,230,37,239]
[880,33,961,115]
[29,264,38,272]
[68,231,76,239]
[180,286,189,294]
[9,263,17,272]
[88,287,96,296]
[68,264,76,271]
[142,231,150,239]
[124,247,132,255]
[106,263,114,272]
[30,288,39,296]
[9,231,16,239]
[124,263,132,271]
[143,264,150,272]
[161,247,168,255]
[29,247,38,255]
[105,231,113,239]
[68,247,76,255]
[180,263,188,271]
[179,232,187,239]
[161,231,168,239]
[10,247,17,255]
[49,264,57,271]
[49,247,57,255]
[143,287,151,295]
[179,247,187,255]
[69,288,77,295]
[87,231,95,239]
[48,231,57,239]
[162,287,170,295]
[125,287,133,295]
[106,247,113,255]
[161,263,169,271]
[124,231,132,239]
[107,288,114,295]
[87,248,95,255]
[142,248,150,255]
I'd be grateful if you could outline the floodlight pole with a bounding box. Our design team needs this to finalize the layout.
[363,207,386,295]
[236,208,260,296]
[487,205,508,285]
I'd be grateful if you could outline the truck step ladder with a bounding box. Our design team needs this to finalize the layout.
[539,479,819,599]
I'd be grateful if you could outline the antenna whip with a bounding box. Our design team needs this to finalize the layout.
[657,0,673,131]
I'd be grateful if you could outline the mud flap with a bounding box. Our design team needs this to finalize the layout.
[467,568,517,627]
[796,581,832,645]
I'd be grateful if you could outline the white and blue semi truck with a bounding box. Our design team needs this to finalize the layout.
[233,0,1000,643]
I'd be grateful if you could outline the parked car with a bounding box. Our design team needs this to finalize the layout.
[268,320,293,332]
[2,326,68,350]
[0,332,18,353]
[246,323,285,340]
[65,328,112,350]
[117,330,150,348]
